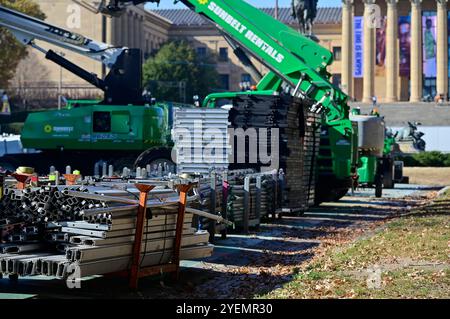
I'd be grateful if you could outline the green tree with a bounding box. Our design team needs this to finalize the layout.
[143,41,219,103]
[0,0,45,88]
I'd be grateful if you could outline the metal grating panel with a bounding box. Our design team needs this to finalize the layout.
[173,108,231,175]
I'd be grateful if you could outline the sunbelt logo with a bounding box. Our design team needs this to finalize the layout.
[198,0,209,5]
[206,2,284,64]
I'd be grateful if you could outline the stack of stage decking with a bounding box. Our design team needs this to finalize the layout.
[229,94,321,211]
[284,97,321,210]
[172,94,320,213]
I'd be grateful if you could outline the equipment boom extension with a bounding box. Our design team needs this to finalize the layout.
[97,0,352,136]
[0,5,125,68]
[0,4,144,105]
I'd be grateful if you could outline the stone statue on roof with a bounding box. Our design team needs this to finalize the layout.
[291,0,319,36]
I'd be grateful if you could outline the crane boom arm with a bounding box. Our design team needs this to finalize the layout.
[96,0,352,136]
[0,4,144,105]
[0,5,125,68]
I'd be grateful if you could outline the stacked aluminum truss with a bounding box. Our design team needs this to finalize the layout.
[0,186,107,225]
[0,181,213,280]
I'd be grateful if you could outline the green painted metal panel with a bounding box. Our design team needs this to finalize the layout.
[358,155,378,184]
[21,103,171,151]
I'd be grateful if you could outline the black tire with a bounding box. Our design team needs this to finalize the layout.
[375,173,383,198]
[382,158,395,189]
[134,147,175,172]
[332,188,350,202]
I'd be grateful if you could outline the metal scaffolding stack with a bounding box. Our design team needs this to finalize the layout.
[225,171,276,229]
[0,186,107,225]
[0,179,214,288]
[188,169,280,234]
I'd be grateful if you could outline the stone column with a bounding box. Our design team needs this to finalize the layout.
[410,0,423,102]
[436,0,448,99]
[341,0,354,98]
[128,12,133,47]
[385,0,399,102]
[139,16,144,49]
[134,15,140,49]
[106,17,113,46]
[131,13,136,48]
[124,11,130,47]
[115,15,122,45]
[362,0,376,103]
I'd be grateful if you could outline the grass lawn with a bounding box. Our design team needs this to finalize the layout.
[404,167,450,186]
[264,190,450,299]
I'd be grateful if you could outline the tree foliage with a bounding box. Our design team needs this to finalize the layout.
[0,0,45,88]
[143,41,219,103]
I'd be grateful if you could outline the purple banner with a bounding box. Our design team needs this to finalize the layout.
[398,16,411,77]
[376,16,387,67]
[353,16,364,78]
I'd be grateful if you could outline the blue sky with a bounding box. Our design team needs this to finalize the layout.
[146,0,341,9]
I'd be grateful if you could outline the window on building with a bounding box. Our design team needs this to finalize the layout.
[197,47,207,57]
[333,47,342,61]
[241,73,252,83]
[219,74,230,90]
[219,47,229,62]
[332,74,341,88]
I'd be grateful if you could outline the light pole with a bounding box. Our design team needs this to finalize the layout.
[58,51,66,110]
[275,0,279,20]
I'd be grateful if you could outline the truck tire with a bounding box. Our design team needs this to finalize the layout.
[134,147,175,172]
[332,188,349,202]
[375,173,383,198]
